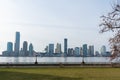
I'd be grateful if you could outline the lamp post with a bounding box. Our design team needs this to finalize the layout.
[82,54,85,65]
[35,54,38,65]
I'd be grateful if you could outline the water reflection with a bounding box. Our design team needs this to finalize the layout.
[0,57,115,64]
[14,57,19,63]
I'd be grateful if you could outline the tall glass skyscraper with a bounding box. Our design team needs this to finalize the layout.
[14,32,20,56]
[74,47,80,56]
[101,45,106,56]
[23,41,28,56]
[64,38,68,56]
[29,43,33,56]
[49,44,54,56]
[7,42,13,52]
[83,44,88,57]
[88,45,94,57]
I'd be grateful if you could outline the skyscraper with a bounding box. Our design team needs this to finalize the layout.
[23,41,28,56]
[80,47,83,56]
[64,38,68,56]
[49,44,54,56]
[14,32,20,56]
[68,48,74,56]
[101,45,106,56]
[74,47,80,56]
[29,43,33,56]
[55,43,61,53]
[88,45,94,57]
[7,42,13,52]
[83,44,88,57]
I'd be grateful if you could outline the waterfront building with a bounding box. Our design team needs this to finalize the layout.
[14,32,20,56]
[55,43,61,53]
[101,45,106,56]
[23,41,28,56]
[7,42,13,52]
[68,48,74,56]
[29,43,33,56]
[64,38,68,56]
[6,42,13,56]
[74,47,80,56]
[83,44,88,57]
[19,48,24,56]
[88,45,94,57]
[2,51,9,56]
[80,47,83,56]
[49,44,54,56]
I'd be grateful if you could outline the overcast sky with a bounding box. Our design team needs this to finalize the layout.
[0,0,114,54]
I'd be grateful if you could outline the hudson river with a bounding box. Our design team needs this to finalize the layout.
[0,57,118,64]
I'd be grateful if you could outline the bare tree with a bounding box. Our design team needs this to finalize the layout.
[100,1,120,60]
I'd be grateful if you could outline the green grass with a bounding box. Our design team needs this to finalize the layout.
[0,67,120,80]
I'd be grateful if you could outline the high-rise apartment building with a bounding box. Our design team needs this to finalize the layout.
[29,43,33,56]
[83,44,88,57]
[23,41,28,56]
[74,47,80,56]
[49,44,54,55]
[64,38,68,56]
[55,43,61,53]
[88,45,94,57]
[7,42,13,52]
[68,48,74,56]
[101,45,106,56]
[14,32,20,56]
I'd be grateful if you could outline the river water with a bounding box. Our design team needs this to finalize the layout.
[0,57,119,64]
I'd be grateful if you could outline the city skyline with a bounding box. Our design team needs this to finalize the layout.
[2,31,111,57]
[0,0,113,54]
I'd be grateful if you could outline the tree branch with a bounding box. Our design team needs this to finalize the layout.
[113,27,120,28]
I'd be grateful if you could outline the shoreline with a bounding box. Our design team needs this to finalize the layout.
[0,63,115,68]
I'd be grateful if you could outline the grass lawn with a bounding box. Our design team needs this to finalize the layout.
[0,67,120,80]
